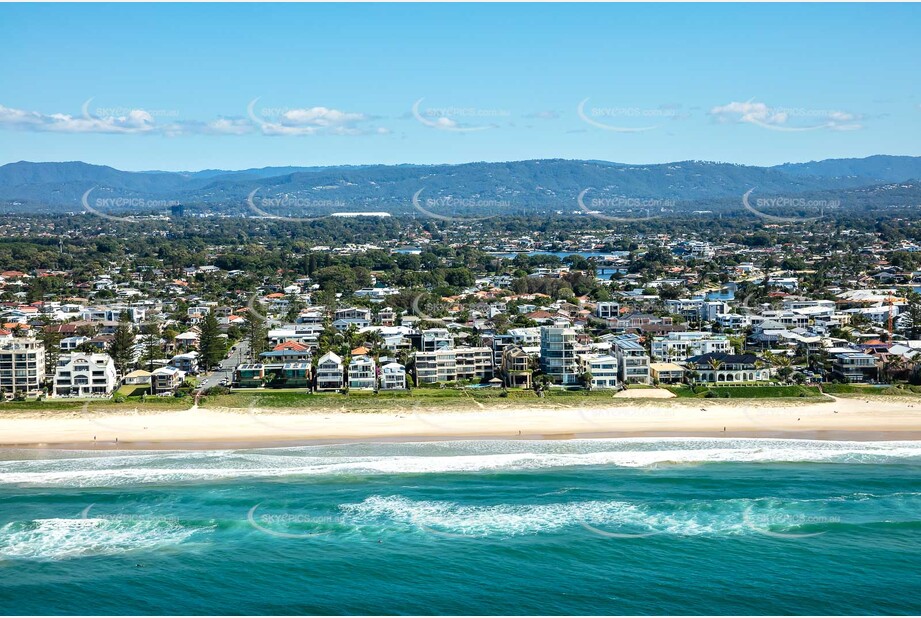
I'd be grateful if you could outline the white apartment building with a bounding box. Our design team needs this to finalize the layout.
[454,347,494,381]
[415,346,493,384]
[53,353,118,397]
[267,325,324,348]
[539,327,580,385]
[665,299,728,323]
[651,332,732,362]
[415,349,457,384]
[716,313,751,330]
[421,328,454,351]
[507,327,542,346]
[347,355,377,390]
[0,338,45,397]
[332,307,372,330]
[612,335,651,385]
[595,301,620,320]
[579,353,619,389]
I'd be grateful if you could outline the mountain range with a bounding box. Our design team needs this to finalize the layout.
[1,155,919,217]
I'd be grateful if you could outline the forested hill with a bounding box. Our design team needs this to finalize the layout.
[1,156,919,216]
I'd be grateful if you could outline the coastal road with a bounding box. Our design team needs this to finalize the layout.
[198,340,249,393]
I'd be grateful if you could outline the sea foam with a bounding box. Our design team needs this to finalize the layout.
[1,438,919,488]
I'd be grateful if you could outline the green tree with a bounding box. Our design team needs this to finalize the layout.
[198,311,226,370]
[245,310,268,362]
[109,322,136,377]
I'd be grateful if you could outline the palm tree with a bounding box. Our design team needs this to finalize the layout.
[684,361,699,385]
[770,354,792,384]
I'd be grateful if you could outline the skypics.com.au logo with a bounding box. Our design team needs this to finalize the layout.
[246,188,344,221]
[577,189,673,222]
[577,98,682,133]
[411,189,504,222]
[411,98,509,132]
[81,188,177,223]
[742,189,838,223]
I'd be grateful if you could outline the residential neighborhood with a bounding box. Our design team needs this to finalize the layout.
[2,214,921,402]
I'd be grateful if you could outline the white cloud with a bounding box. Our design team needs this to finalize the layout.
[709,100,788,126]
[433,117,458,129]
[281,107,366,127]
[0,104,156,133]
[247,101,385,136]
[709,100,863,131]
[0,102,388,137]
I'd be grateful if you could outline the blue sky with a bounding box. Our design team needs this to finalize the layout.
[1,3,919,171]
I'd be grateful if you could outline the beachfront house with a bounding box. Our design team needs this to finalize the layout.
[500,346,533,389]
[316,352,344,391]
[832,352,878,383]
[347,355,377,390]
[684,353,770,383]
[53,352,118,397]
[151,366,185,395]
[380,362,407,390]
[578,353,620,389]
[236,363,265,388]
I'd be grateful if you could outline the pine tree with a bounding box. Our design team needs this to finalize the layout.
[109,323,136,377]
[38,327,62,382]
[198,311,226,369]
[245,308,268,362]
[141,334,161,371]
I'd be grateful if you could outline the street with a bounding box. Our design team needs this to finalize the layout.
[197,340,249,393]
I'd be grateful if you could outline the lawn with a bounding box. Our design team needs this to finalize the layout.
[204,386,626,411]
[665,384,825,399]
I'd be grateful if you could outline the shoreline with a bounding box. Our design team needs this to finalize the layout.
[2,396,921,451]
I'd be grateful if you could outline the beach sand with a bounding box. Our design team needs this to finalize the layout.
[1,395,920,449]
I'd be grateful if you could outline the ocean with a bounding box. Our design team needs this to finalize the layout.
[1,438,919,615]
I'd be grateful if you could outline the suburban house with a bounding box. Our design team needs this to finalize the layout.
[260,341,312,364]
[122,369,152,387]
[332,307,372,331]
[169,351,200,374]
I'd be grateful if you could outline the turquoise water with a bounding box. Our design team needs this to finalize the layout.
[1,438,920,615]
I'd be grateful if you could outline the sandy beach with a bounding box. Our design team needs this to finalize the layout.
[1,395,920,449]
